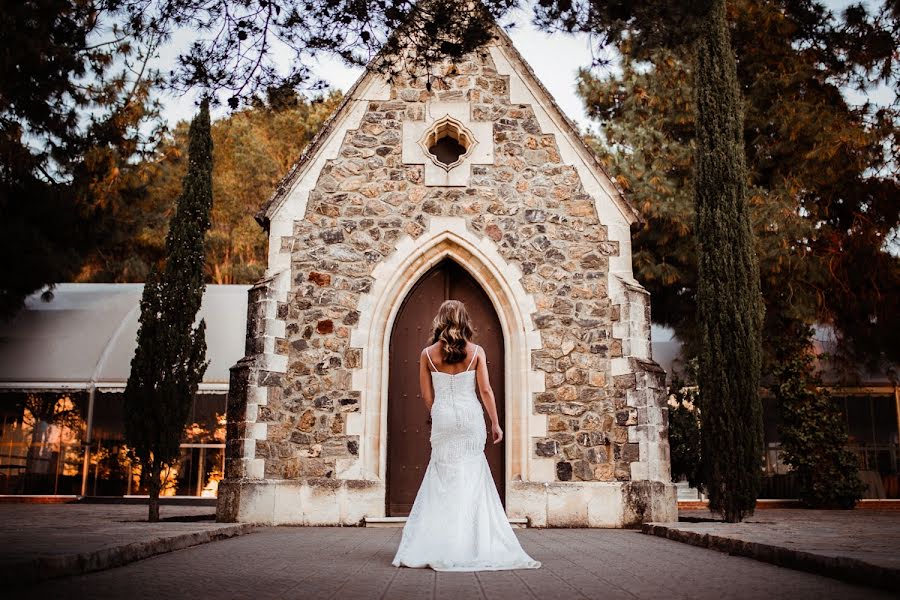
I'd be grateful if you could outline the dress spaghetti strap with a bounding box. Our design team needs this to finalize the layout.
[465,345,480,372]
[427,346,479,373]
[425,349,439,373]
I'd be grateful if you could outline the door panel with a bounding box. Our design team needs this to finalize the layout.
[387,259,505,516]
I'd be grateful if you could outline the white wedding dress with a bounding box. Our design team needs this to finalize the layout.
[391,346,541,571]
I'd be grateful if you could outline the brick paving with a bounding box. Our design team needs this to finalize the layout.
[14,527,893,600]
[0,503,250,584]
[673,508,900,568]
[645,508,900,591]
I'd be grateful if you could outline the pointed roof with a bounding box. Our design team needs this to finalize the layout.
[256,26,640,228]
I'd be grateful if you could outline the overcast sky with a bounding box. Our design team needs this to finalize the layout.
[159,0,895,130]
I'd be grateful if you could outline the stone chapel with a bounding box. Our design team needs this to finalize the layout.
[216,27,677,527]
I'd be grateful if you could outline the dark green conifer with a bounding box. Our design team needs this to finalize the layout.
[124,100,213,522]
[692,0,765,522]
[771,323,865,508]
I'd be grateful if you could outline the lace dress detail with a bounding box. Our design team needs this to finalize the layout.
[391,345,541,572]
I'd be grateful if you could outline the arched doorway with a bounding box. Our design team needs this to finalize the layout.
[386,259,506,516]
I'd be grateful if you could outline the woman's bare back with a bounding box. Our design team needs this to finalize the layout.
[424,341,479,375]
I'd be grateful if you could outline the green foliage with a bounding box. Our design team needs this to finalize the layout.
[693,0,765,523]
[576,0,900,373]
[575,1,897,518]
[205,89,342,283]
[7,1,898,327]
[78,89,342,284]
[667,372,703,490]
[2,0,491,313]
[770,323,865,508]
[124,100,213,522]
[0,0,161,317]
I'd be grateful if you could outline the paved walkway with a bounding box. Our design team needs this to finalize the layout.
[14,527,891,599]
[0,503,251,585]
[3,504,897,595]
[645,509,900,590]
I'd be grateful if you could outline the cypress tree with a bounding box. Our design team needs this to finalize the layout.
[124,99,213,522]
[693,0,765,522]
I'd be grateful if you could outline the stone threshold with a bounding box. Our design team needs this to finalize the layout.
[365,516,529,528]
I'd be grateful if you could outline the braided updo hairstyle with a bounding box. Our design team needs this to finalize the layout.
[431,300,473,364]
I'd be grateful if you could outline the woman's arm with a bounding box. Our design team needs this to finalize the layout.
[474,346,503,444]
[419,349,435,411]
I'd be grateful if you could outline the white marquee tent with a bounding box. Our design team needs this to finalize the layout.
[0,283,250,393]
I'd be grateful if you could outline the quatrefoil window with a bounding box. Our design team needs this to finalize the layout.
[418,116,478,171]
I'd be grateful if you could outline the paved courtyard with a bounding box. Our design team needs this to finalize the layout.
[14,527,893,600]
[0,503,217,560]
[666,508,900,573]
[0,503,246,585]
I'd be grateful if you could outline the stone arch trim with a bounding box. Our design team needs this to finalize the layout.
[344,215,555,486]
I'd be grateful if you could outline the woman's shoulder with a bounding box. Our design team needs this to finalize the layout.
[420,343,441,361]
[420,341,480,358]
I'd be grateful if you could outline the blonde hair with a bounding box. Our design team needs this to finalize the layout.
[431,300,473,364]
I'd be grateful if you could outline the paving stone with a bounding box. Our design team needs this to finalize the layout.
[0,503,251,586]
[13,527,894,599]
[645,508,900,592]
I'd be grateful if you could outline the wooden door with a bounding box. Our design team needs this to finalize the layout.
[387,259,505,516]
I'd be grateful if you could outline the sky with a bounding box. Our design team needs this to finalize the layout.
[158,6,606,128]
[158,1,895,131]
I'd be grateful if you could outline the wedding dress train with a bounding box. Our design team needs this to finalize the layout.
[391,346,541,572]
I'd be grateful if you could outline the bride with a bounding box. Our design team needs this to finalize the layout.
[392,300,541,571]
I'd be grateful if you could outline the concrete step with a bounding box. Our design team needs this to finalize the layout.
[365,516,529,528]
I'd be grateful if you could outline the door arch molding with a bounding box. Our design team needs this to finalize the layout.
[386,258,505,516]
[345,216,548,503]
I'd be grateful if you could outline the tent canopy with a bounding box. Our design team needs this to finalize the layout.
[0,284,249,391]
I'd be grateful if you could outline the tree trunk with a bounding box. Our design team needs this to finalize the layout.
[693,0,765,523]
[148,460,161,523]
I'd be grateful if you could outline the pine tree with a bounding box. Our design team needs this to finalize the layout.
[124,100,213,522]
[0,1,161,317]
[693,0,765,522]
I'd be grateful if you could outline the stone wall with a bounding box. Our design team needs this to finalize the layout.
[217,40,676,525]
[282,48,634,482]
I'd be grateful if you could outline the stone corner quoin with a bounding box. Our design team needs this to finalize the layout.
[216,38,677,528]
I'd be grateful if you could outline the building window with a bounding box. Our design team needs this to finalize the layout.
[0,392,87,495]
[419,115,477,171]
[837,393,899,498]
[0,390,226,497]
[760,392,899,499]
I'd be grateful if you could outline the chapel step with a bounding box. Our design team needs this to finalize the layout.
[364,516,529,528]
